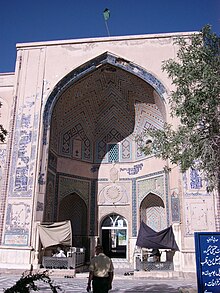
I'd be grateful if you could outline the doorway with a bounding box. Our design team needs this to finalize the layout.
[101,214,127,258]
[58,193,88,249]
[140,192,166,231]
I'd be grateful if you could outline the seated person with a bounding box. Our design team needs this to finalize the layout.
[149,248,161,262]
[54,246,66,257]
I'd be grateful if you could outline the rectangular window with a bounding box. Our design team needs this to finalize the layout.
[108,144,119,162]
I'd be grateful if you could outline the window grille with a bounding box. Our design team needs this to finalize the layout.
[108,144,119,162]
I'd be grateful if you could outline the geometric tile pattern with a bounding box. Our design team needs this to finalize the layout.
[121,138,131,160]
[61,123,91,161]
[49,64,164,164]
[146,206,166,232]
[171,190,180,222]
[44,171,56,222]
[136,174,167,233]
[140,192,166,232]
[43,52,167,142]
[44,60,166,247]
[132,178,137,237]
[42,55,167,249]
[107,143,119,163]
[137,175,164,206]
[0,51,168,249]
[58,193,87,247]
[190,168,202,189]
[58,176,90,207]
[90,180,97,235]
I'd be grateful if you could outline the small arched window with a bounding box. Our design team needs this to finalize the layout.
[102,214,127,228]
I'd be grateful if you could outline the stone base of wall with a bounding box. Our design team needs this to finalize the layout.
[0,246,33,270]
[134,270,196,279]
[181,251,197,273]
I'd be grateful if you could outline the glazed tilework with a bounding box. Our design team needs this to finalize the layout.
[137,174,165,205]
[183,169,210,197]
[171,190,180,222]
[182,168,212,236]
[44,171,56,222]
[4,201,31,246]
[43,53,166,146]
[2,49,46,245]
[132,178,137,236]
[58,175,90,206]
[44,53,165,165]
[2,52,168,248]
[137,172,168,232]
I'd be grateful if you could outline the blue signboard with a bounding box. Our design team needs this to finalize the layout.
[195,232,220,293]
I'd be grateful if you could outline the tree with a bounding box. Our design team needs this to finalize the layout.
[4,269,62,293]
[0,102,7,142]
[140,25,220,227]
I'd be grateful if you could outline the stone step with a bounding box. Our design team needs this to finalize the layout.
[112,259,133,270]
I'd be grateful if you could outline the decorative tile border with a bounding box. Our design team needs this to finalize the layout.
[43,52,167,145]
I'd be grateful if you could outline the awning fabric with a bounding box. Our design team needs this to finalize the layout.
[38,220,72,248]
[136,221,179,250]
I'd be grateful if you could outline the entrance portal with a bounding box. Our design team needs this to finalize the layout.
[101,214,127,258]
[42,52,166,263]
[58,193,88,249]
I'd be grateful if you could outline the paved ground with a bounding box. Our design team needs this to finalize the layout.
[0,271,197,293]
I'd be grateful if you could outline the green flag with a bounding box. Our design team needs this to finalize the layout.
[103,8,110,21]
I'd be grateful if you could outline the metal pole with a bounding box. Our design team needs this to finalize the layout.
[105,20,110,37]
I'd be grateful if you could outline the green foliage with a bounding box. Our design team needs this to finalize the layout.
[141,25,220,191]
[4,270,62,293]
[0,102,7,142]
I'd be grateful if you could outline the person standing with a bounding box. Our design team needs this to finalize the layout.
[87,245,114,293]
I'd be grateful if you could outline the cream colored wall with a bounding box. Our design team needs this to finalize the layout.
[14,34,183,207]
[0,32,214,272]
[0,73,14,195]
[0,73,14,139]
[16,33,188,119]
[17,34,184,269]
[31,33,180,238]
[0,247,32,270]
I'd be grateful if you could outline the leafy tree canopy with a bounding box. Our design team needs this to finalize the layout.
[0,102,7,142]
[4,269,62,293]
[140,25,220,191]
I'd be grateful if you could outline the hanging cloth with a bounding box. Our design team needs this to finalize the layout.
[136,221,179,250]
[38,220,72,248]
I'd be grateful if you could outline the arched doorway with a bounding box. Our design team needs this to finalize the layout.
[101,214,127,258]
[140,193,166,231]
[58,193,88,249]
[42,52,167,261]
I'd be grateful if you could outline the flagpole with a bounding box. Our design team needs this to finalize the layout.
[105,20,110,37]
[103,8,110,37]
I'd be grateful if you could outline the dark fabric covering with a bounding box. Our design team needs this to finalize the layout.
[136,221,179,251]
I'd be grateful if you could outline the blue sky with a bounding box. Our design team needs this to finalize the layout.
[0,0,219,73]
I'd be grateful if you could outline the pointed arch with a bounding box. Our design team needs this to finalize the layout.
[140,192,166,232]
[58,192,88,248]
[43,52,167,144]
